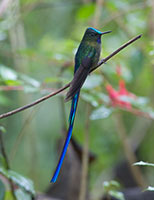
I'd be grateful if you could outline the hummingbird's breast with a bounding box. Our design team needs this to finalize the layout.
[75,40,101,72]
[87,40,101,68]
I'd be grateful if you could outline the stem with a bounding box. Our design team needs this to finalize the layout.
[79,105,91,200]
[0,35,142,120]
[129,118,152,152]
[0,130,17,200]
[113,112,146,188]
[117,106,154,120]
[93,0,104,27]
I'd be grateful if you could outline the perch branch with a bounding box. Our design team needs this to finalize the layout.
[90,34,142,72]
[0,34,142,120]
[0,83,70,119]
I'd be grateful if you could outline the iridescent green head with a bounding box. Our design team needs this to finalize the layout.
[83,27,111,43]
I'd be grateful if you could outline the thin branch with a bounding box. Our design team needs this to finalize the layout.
[0,34,142,120]
[0,86,24,91]
[0,130,17,200]
[0,131,10,169]
[116,106,154,120]
[90,34,142,72]
[0,83,70,119]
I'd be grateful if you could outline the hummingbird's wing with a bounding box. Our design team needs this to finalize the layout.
[65,56,93,101]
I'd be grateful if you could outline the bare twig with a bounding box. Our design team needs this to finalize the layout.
[0,83,70,119]
[117,106,154,120]
[0,129,17,200]
[90,34,142,72]
[0,86,24,91]
[0,131,9,169]
[0,35,142,120]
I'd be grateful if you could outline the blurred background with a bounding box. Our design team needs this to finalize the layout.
[0,0,154,200]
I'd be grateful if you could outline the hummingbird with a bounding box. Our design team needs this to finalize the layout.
[51,27,111,183]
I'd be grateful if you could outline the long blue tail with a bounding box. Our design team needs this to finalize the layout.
[50,92,80,183]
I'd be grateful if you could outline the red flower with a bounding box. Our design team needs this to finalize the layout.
[106,80,136,109]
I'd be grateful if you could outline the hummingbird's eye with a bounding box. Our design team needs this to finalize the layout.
[90,32,96,36]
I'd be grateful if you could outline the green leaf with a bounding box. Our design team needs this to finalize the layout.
[0,65,17,81]
[8,170,35,195]
[118,95,150,109]
[0,126,6,134]
[97,93,110,104]
[0,167,35,195]
[90,106,113,120]
[4,190,14,200]
[0,65,40,89]
[15,189,32,200]
[4,80,22,86]
[146,186,154,191]
[130,96,149,107]
[23,85,40,93]
[20,74,40,88]
[81,92,99,107]
[109,191,125,200]
[81,90,111,107]
[133,161,154,167]
[0,179,5,200]
[141,107,154,119]
[103,181,125,200]
[0,154,6,167]
[103,180,121,192]
[134,96,149,106]
[0,154,9,169]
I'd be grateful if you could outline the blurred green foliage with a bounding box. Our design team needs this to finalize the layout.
[0,179,5,200]
[0,0,154,198]
[103,180,125,200]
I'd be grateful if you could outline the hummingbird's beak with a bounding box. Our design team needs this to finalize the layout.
[101,30,112,35]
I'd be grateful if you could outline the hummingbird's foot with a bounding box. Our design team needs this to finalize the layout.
[102,59,107,64]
